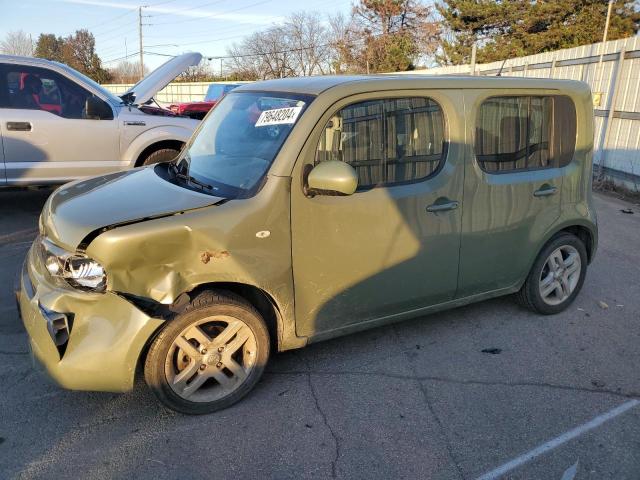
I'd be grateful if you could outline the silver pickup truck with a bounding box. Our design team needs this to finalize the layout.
[0,52,202,185]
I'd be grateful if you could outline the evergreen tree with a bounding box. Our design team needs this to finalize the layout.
[352,0,439,72]
[62,30,111,83]
[34,30,111,82]
[437,0,640,64]
[34,34,65,62]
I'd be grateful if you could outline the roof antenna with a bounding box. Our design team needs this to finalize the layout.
[496,58,508,77]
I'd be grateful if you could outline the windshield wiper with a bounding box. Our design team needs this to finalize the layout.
[168,161,214,191]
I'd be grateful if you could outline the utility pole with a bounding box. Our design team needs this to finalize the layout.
[602,0,614,45]
[470,43,477,76]
[594,0,614,108]
[138,6,144,79]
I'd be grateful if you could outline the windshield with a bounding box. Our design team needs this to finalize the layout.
[179,91,313,198]
[204,84,240,101]
[55,62,123,105]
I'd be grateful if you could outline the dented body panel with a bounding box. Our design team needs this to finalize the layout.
[19,245,163,392]
[84,174,299,349]
[41,167,223,252]
[19,75,597,393]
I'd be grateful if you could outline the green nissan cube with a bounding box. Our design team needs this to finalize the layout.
[18,75,597,414]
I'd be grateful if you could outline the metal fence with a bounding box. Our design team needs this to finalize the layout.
[399,36,640,188]
[103,82,242,104]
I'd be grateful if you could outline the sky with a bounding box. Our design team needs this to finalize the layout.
[0,0,355,70]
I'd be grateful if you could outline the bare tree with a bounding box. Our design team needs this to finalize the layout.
[227,27,293,80]
[108,61,148,83]
[177,59,216,82]
[286,12,332,76]
[1,30,33,56]
[226,11,333,80]
[328,12,363,73]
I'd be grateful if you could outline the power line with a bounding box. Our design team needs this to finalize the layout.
[147,0,226,18]
[152,0,271,25]
[93,19,139,40]
[144,23,248,41]
[145,33,245,48]
[103,51,140,64]
[83,9,137,33]
[145,0,181,6]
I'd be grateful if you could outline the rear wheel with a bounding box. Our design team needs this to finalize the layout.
[144,291,270,414]
[516,233,587,315]
[142,148,180,166]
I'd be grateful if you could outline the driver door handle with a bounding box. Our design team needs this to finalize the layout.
[533,185,558,197]
[426,200,459,213]
[6,121,32,131]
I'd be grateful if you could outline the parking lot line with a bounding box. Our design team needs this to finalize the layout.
[475,399,640,480]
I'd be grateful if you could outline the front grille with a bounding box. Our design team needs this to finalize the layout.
[39,305,72,357]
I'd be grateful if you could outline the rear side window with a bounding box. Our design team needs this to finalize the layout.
[316,97,446,189]
[475,95,576,173]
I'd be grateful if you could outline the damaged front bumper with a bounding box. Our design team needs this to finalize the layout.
[17,243,164,392]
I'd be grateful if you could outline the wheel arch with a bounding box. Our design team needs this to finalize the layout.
[134,139,184,167]
[174,282,284,353]
[133,281,286,385]
[554,225,595,263]
[516,221,597,292]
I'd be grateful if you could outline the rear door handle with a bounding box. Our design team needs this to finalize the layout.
[533,185,558,197]
[6,121,32,131]
[426,200,459,213]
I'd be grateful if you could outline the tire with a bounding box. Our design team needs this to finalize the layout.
[142,148,180,166]
[516,233,588,315]
[144,290,270,414]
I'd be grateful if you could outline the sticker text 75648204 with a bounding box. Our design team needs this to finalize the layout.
[255,106,303,127]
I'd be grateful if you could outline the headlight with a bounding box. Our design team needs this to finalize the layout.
[38,237,107,292]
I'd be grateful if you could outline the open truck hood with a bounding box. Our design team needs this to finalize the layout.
[42,167,223,251]
[122,52,202,105]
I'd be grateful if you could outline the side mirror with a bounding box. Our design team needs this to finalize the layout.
[307,160,358,196]
[85,96,113,120]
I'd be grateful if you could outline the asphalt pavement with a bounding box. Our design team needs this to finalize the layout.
[0,188,639,480]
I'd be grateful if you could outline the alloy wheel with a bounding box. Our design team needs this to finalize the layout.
[164,315,258,402]
[538,245,582,306]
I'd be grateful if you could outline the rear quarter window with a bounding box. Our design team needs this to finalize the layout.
[475,95,577,173]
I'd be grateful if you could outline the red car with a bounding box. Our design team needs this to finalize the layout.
[169,83,241,120]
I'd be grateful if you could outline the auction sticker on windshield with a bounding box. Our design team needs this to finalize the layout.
[255,106,303,127]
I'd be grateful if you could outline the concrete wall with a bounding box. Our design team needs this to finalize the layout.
[103,81,249,104]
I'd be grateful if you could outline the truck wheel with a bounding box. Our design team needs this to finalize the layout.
[144,290,270,414]
[142,148,180,166]
[516,233,587,315]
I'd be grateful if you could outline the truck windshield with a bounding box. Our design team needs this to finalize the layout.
[204,84,239,101]
[178,91,313,198]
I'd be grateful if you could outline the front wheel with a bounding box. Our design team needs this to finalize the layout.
[142,148,180,166]
[144,291,270,414]
[516,233,587,315]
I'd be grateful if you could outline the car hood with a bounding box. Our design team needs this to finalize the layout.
[122,52,202,106]
[42,167,224,251]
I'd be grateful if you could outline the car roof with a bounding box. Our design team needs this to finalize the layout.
[235,74,590,96]
[0,54,58,67]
